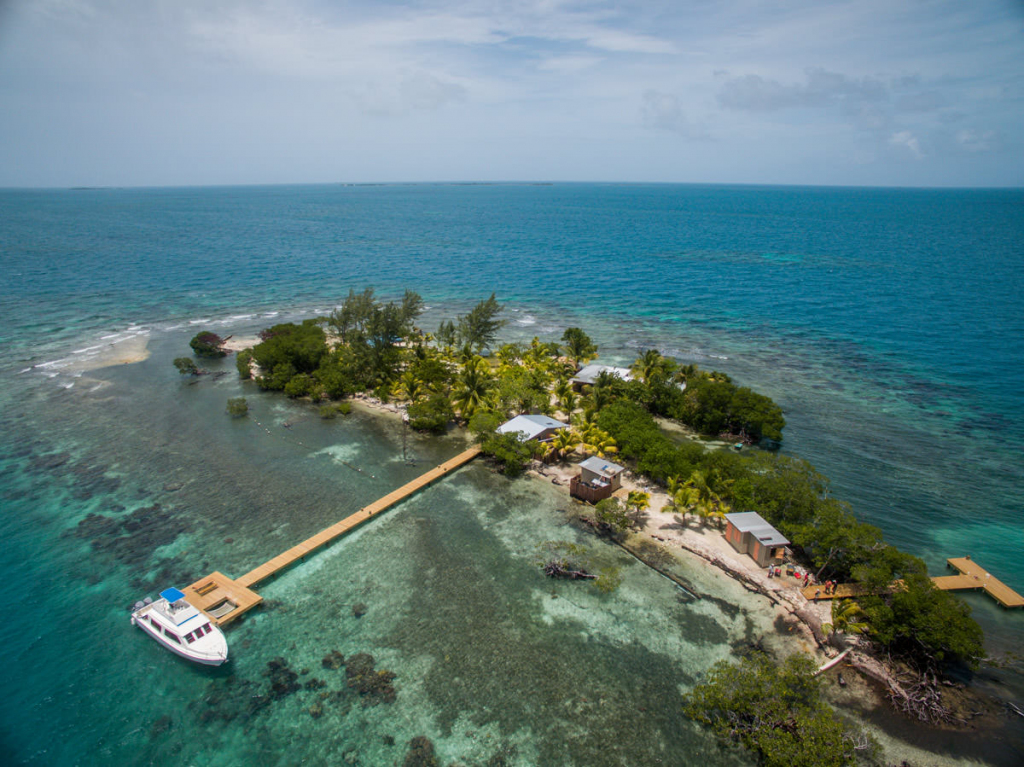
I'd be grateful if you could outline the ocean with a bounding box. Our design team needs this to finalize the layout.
[0,183,1022,765]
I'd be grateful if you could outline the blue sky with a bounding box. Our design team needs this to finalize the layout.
[0,0,1021,187]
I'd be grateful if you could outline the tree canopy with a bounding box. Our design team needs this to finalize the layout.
[190,331,227,358]
[685,652,869,767]
[456,293,504,352]
[561,327,597,366]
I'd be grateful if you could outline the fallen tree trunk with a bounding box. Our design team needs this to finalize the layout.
[544,561,597,580]
[845,651,965,726]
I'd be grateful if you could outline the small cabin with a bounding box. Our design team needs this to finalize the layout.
[570,364,633,392]
[570,456,626,503]
[496,414,567,443]
[724,512,789,567]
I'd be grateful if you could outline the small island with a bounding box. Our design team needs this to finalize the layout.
[182,288,991,766]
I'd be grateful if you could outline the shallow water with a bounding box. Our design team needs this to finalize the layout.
[1,183,1022,764]
[1,349,788,766]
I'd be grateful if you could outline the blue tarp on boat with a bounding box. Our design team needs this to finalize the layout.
[160,587,186,603]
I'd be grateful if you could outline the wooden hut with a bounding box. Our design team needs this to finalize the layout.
[570,456,626,503]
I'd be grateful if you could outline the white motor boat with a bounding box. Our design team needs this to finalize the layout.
[131,588,229,666]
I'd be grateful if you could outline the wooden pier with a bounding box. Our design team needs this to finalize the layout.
[933,557,1024,608]
[183,446,482,626]
[800,556,1024,609]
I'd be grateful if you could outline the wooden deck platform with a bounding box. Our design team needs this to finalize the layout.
[801,582,870,601]
[182,570,264,627]
[941,557,1024,608]
[800,556,1024,609]
[183,446,482,625]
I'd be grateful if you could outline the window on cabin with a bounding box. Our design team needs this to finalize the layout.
[185,633,195,644]
[165,632,181,644]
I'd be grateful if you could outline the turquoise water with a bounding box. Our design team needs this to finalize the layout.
[1,183,1022,764]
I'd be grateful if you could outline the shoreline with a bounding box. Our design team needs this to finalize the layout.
[527,459,830,656]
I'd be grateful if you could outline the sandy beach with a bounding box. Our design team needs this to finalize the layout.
[40,332,153,374]
[220,335,260,353]
[528,459,831,656]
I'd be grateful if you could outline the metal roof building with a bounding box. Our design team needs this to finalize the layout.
[724,511,789,567]
[496,414,567,442]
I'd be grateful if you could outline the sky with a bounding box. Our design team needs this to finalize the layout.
[0,0,1021,188]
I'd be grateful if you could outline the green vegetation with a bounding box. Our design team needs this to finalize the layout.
[405,394,453,434]
[478,432,540,477]
[226,397,248,417]
[685,653,875,767]
[236,349,253,379]
[173,357,200,376]
[822,599,869,647]
[251,320,329,392]
[456,292,504,353]
[561,327,597,366]
[215,289,980,672]
[594,497,631,537]
[533,541,622,593]
[190,331,228,358]
[319,402,351,419]
[594,398,983,668]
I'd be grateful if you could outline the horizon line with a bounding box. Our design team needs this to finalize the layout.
[2,179,1023,193]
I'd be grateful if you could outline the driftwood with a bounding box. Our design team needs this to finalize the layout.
[544,561,596,580]
[845,651,964,726]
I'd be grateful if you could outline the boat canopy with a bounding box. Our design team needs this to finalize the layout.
[160,587,186,603]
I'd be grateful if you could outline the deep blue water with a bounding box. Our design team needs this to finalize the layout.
[1,183,1022,765]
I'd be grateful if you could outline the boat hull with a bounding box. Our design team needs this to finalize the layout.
[131,612,229,666]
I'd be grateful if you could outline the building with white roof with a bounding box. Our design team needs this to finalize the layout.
[496,414,567,443]
[570,364,633,391]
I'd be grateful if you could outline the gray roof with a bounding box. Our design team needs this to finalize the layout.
[579,456,625,478]
[724,512,789,546]
[496,414,567,441]
[571,364,633,386]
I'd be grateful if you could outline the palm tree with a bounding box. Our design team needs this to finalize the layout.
[664,484,698,523]
[580,425,618,458]
[553,378,577,417]
[631,349,676,385]
[626,490,650,529]
[682,470,730,527]
[451,356,493,420]
[395,370,426,402]
[586,375,617,414]
[666,475,684,497]
[561,327,597,367]
[821,599,869,647]
[545,428,580,463]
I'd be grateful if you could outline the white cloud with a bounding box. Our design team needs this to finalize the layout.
[0,0,1021,186]
[536,55,603,73]
[641,90,709,140]
[956,129,996,153]
[717,69,886,112]
[889,130,923,158]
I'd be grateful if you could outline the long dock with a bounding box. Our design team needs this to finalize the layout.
[800,556,1024,608]
[183,446,482,626]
